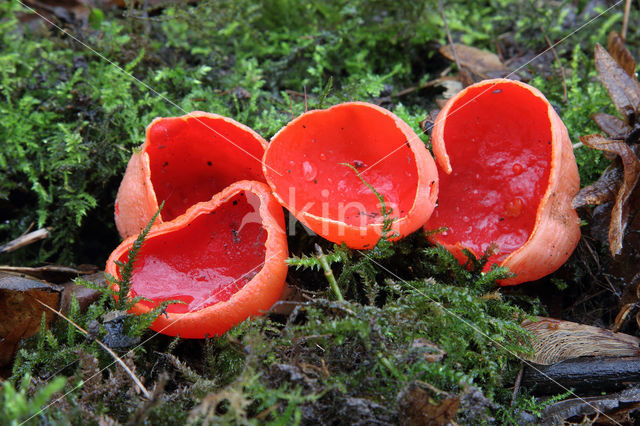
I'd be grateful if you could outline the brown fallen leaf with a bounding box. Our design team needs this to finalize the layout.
[397,381,459,426]
[592,112,632,139]
[608,31,637,78]
[0,272,62,366]
[439,44,510,79]
[572,163,622,208]
[522,316,640,365]
[594,43,640,121]
[579,135,640,255]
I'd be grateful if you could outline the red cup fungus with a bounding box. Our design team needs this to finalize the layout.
[424,79,581,285]
[106,181,288,338]
[262,102,439,249]
[114,111,267,239]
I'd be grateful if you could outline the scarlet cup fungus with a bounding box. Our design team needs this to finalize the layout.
[106,181,288,338]
[263,102,439,249]
[114,112,267,239]
[425,79,581,285]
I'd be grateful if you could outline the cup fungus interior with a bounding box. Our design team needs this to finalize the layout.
[428,82,552,262]
[113,191,267,314]
[265,104,419,227]
[146,115,266,222]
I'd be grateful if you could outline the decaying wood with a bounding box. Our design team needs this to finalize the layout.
[0,270,103,367]
[523,356,640,395]
[0,272,61,366]
[542,386,640,425]
[522,317,640,365]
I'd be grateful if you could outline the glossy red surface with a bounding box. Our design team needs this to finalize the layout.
[427,82,552,263]
[146,115,266,221]
[117,192,267,313]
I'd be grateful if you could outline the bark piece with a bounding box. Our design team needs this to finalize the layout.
[523,356,640,395]
[542,387,640,425]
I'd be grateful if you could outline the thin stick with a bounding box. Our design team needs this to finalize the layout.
[314,244,343,301]
[288,95,294,120]
[391,78,442,98]
[622,0,631,40]
[36,300,151,399]
[303,85,308,112]
[511,367,524,405]
[437,0,463,74]
[544,31,568,103]
[0,228,50,254]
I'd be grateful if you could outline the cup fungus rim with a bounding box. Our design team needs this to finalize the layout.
[106,180,288,338]
[430,78,580,284]
[263,101,439,249]
[115,111,269,238]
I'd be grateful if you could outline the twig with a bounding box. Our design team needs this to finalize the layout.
[0,228,50,254]
[437,0,472,86]
[622,0,631,40]
[391,79,442,98]
[511,367,524,405]
[437,0,461,72]
[314,244,343,301]
[288,94,294,120]
[36,299,151,400]
[284,89,316,99]
[304,85,308,112]
[544,31,568,103]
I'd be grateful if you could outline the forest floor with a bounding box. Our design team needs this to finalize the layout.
[2,0,640,424]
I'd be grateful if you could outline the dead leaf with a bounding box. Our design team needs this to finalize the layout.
[592,112,632,139]
[608,31,637,78]
[419,109,440,137]
[579,135,640,255]
[439,44,510,79]
[572,163,622,208]
[397,382,459,426]
[0,272,62,366]
[594,43,640,121]
[522,317,640,365]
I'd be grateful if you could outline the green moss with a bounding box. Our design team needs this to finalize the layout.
[4,0,640,423]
